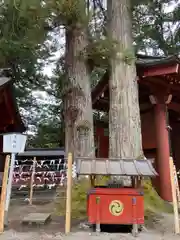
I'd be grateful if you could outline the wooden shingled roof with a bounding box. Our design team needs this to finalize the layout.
[76,157,157,176]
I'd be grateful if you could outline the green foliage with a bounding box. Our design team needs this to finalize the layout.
[55,179,89,218]
[89,39,112,66]
[90,67,106,88]
[55,177,108,218]
[121,48,136,65]
[28,121,63,148]
[143,180,172,213]
[143,180,173,227]
[2,0,180,146]
[0,0,56,120]
[84,38,118,68]
[27,99,64,148]
[47,0,88,27]
[0,1,50,66]
[84,38,137,69]
[132,0,180,55]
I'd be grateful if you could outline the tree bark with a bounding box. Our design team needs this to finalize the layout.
[64,26,95,158]
[108,0,143,159]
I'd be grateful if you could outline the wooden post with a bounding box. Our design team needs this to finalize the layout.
[29,157,36,205]
[90,175,95,187]
[131,177,136,188]
[137,176,142,189]
[132,197,138,237]
[154,103,172,201]
[0,155,10,233]
[173,164,180,208]
[95,196,101,233]
[5,153,16,222]
[169,157,180,234]
[65,153,73,234]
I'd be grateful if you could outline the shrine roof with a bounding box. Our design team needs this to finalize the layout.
[17,148,65,157]
[92,54,180,98]
[136,54,180,68]
[92,55,180,113]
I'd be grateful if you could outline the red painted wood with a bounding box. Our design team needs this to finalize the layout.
[87,188,144,225]
[95,111,157,158]
[154,103,172,201]
[171,123,180,171]
[141,111,156,149]
[95,105,173,202]
[96,128,109,157]
[142,64,178,77]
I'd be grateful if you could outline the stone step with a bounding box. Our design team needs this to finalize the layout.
[21,213,51,226]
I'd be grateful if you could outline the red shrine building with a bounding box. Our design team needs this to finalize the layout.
[92,55,180,202]
[0,71,25,172]
[0,74,25,133]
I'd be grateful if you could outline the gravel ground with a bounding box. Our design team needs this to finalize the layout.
[2,191,179,240]
[0,230,179,240]
[0,213,179,240]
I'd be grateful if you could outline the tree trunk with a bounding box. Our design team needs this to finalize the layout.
[108,0,143,159]
[64,26,95,158]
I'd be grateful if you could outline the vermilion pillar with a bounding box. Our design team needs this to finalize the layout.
[154,102,172,201]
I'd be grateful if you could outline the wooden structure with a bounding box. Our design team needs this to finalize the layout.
[77,157,156,236]
[91,55,180,202]
[14,148,65,190]
[88,188,144,235]
[0,72,25,134]
[0,71,25,174]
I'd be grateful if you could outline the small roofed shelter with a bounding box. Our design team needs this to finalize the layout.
[91,55,180,202]
[0,70,26,175]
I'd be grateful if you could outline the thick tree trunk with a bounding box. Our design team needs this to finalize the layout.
[64,27,95,158]
[108,0,143,159]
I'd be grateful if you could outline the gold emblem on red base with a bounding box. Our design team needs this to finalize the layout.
[109,200,124,216]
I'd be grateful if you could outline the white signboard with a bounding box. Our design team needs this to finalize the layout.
[3,133,27,153]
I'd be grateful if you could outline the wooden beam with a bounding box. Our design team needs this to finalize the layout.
[0,90,5,105]
[93,98,180,115]
[65,152,73,234]
[0,101,12,127]
[140,76,169,89]
[140,103,152,111]
[92,71,109,104]
[93,99,154,113]
[142,63,179,77]
[139,78,180,104]
[4,90,14,123]
[93,101,108,112]
[168,102,180,112]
